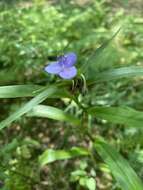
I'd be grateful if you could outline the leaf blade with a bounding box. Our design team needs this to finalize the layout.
[81,28,121,73]
[0,85,70,98]
[27,105,80,125]
[0,86,59,130]
[0,85,44,98]
[94,139,143,190]
[39,147,89,166]
[88,106,143,127]
[88,66,143,84]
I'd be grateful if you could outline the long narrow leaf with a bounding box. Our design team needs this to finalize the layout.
[88,66,143,84]
[0,85,70,98]
[27,105,80,125]
[88,106,143,127]
[0,85,44,98]
[0,86,59,130]
[94,139,143,190]
[81,28,121,73]
[39,147,89,166]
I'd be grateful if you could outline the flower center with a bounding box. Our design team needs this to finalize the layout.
[58,55,67,67]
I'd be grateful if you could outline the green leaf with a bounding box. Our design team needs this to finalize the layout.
[81,28,121,73]
[88,66,143,84]
[0,86,59,130]
[0,85,70,98]
[0,85,44,98]
[85,177,96,190]
[39,147,89,166]
[70,170,87,182]
[88,106,143,127]
[79,177,96,190]
[79,177,87,186]
[27,105,80,125]
[94,139,143,190]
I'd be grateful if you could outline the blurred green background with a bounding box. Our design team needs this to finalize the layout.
[0,0,143,189]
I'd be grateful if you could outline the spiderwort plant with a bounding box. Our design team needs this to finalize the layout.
[45,52,77,79]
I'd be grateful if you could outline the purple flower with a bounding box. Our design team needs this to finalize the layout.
[45,52,77,79]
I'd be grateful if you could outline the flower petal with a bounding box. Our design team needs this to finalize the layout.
[63,52,77,67]
[59,66,77,79]
[44,62,62,74]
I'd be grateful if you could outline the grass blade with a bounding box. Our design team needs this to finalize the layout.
[27,105,81,125]
[94,139,143,190]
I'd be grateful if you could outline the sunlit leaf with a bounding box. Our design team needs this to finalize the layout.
[85,177,96,190]
[79,177,96,190]
[39,147,89,166]
[27,105,80,125]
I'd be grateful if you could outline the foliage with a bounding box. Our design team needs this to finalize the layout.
[0,0,143,190]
